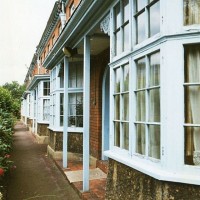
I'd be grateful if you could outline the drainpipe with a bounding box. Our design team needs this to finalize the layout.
[59,1,66,29]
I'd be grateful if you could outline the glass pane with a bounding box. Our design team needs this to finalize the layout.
[148,125,160,159]
[136,124,146,155]
[137,12,145,44]
[60,116,63,126]
[69,66,76,88]
[123,64,129,91]
[184,126,200,165]
[150,1,160,37]
[149,52,160,87]
[114,122,120,147]
[136,91,146,121]
[68,116,76,126]
[115,31,121,55]
[123,0,129,22]
[115,3,121,30]
[149,88,160,122]
[76,93,83,115]
[136,0,146,12]
[184,0,200,25]
[115,68,121,92]
[185,45,200,83]
[115,95,120,120]
[123,93,129,121]
[185,86,200,124]
[76,64,83,88]
[60,93,64,115]
[77,116,83,127]
[122,122,129,150]
[136,57,146,89]
[123,24,129,52]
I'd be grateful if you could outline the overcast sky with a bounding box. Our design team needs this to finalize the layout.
[0,0,56,86]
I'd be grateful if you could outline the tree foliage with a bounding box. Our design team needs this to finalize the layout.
[2,81,26,119]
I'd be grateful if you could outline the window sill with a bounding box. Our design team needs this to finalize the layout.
[48,126,63,132]
[104,150,200,185]
[37,120,49,124]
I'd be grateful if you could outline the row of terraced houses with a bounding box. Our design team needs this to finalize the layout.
[21,0,200,199]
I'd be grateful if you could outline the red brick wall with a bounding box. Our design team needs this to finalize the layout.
[90,48,110,159]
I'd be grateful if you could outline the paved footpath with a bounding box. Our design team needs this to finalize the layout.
[6,122,81,200]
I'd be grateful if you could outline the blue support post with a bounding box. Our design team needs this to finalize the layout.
[83,36,90,192]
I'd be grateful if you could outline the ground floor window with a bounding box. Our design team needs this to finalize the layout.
[184,44,200,166]
[43,99,50,121]
[135,51,160,160]
[113,63,129,150]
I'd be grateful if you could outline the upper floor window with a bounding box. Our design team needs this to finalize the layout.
[43,81,50,96]
[184,44,200,166]
[184,0,200,26]
[114,0,130,56]
[51,67,57,91]
[134,0,160,44]
[69,1,75,16]
[52,34,56,45]
[135,51,160,160]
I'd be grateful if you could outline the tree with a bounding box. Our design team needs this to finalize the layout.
[2,81,26,119]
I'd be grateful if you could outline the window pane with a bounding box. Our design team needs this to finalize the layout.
[136,57,146,89]
[114,122,120,147]
[149,1,160,37]
[44,82,50,96]
[122,122,129,150]
[136,12,146,44]
[115,31,121,55]
[184,126,200,165]
[148,125,160,159]
[123,64,129,91]
[115,68,121,92]
[123,93,129,121]
[68,93,83,127]
[60,93,64,126]
[69,66,76,88]
[185,45,200,83]
[115,3,121,30]
[76,64,83,88]
[149,52,160,87]
[136,124,146,155]
[184,0,200,25]
[149,88,160,122]
[123,24,129,52]
[123,0,129,22]
[136,91,146,121]
[115,95,120,120]
[136,0,146,12]
[43,99,50,121]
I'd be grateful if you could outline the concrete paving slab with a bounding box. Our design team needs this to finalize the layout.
[65,168,107,183]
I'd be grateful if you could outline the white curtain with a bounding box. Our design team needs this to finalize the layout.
[184,0,200,25]
[136,58,146,155]
[149,52,160,159]
[187,46,200,151]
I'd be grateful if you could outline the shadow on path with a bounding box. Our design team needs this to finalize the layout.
[6,122,81,200]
